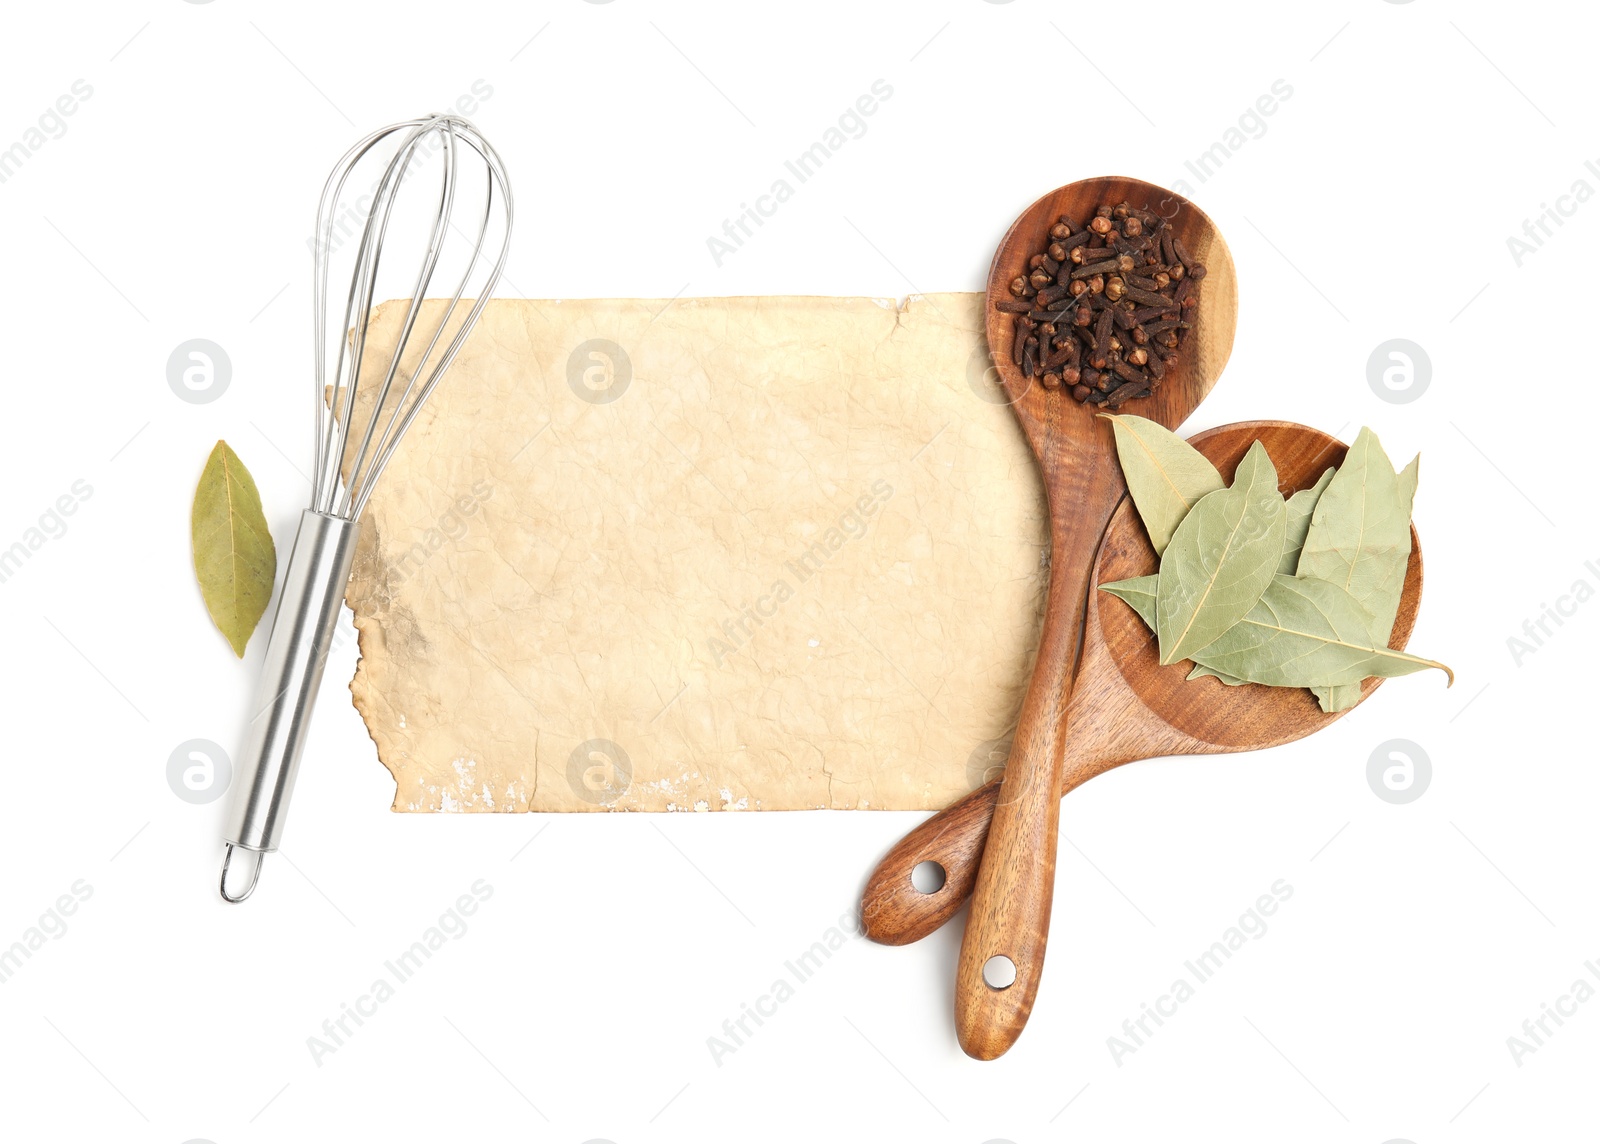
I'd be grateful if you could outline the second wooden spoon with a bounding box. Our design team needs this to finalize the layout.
[861,421,1425,947]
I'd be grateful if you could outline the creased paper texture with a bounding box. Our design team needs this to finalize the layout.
[345,293,1048,812]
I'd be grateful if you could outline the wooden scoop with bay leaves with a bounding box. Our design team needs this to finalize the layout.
[860,421,1449,955]
[955,178,1237,1060]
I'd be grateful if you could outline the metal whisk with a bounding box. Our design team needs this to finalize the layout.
[220,115,512,902]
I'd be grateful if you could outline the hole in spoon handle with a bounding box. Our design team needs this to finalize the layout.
[982,955,1017,990]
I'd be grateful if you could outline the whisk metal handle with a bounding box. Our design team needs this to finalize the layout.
[220,510,361,901]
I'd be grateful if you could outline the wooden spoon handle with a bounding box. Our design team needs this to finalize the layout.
[860,780,1002,946]
[954,530,1094,1060]
[861,757,1113,943]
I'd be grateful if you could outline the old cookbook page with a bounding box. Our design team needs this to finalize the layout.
[345,293,1048,812]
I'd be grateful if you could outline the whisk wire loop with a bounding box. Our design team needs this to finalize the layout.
[309,114,512,522]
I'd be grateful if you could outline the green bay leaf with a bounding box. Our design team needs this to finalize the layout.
[1100,575,1159,629]
[1279,467,1335,575]
[1188,574,1453,688]
[1102,414,1224,555]
[1300,430,1418,712]
[1299,428,1414,627]
[1156,440,1287,665]
[192,440,277,657]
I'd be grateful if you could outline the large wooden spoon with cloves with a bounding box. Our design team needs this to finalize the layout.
[953,177,1236,1060]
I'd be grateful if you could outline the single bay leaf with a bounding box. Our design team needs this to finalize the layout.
[1301,431,1417,711]
[1100,575,1159,629]
[1298,427,1413,625]
[1355,450,1417,643]
[1156,441,1287,665]
[1102,414,1224,555]
[1188,574,1452,688]
[192,440,277,657]
[1278,467,1335,575]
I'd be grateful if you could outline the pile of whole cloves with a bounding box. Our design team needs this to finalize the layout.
[994,201,1206,407]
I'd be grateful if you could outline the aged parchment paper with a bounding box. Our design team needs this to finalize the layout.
[345,294,1049,812]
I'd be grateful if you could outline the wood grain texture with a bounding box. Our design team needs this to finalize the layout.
[957,179,1237,1060]
[861,422,1425,952]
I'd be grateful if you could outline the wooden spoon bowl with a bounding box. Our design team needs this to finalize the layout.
[956,178,1235,1059]
[984,175,1237,419]
[860,421,1424,946]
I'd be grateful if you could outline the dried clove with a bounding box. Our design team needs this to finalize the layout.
[993,200,1206,404]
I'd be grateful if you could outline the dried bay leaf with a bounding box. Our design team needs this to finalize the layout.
[1156,441,1286,665]
[1188,574,1452,688]
[192,441,277,657]
[1103,415,1224,555]
[1100,575,1159,628]
[1300,431,1418,712]
[1298,428,1413,622]
[1278,467,1335,575]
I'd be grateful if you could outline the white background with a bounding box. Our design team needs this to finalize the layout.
[1,1,1595,1141]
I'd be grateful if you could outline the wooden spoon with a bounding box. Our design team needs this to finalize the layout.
[860,421,1424,953]
[958,178,1236,1059]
